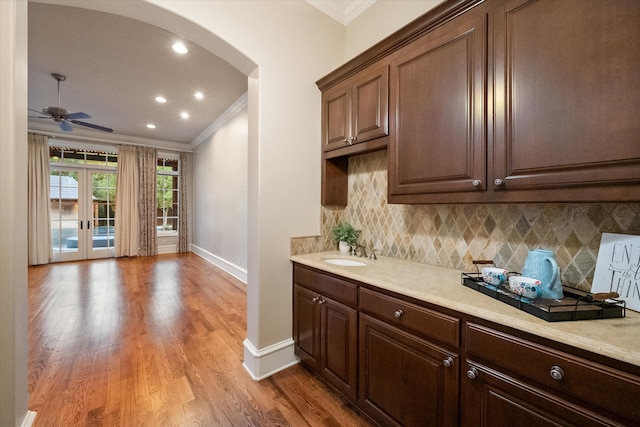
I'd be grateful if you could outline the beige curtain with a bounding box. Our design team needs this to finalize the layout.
[138,146,157,256]
[28,133,52,265]
[115,145,139,257]
[178,151,190,253]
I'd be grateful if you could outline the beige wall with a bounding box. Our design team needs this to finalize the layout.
[1,1,29,425]
[345,0,443,59]
[192,98,249,279]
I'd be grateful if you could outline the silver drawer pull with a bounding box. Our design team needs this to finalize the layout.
[550,365,564,380]
[466,367,478,380]
[394,309,404,318]
[443,357,454,368]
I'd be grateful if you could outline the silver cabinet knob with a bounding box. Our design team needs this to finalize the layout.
[351,135,357,142]
[466,367,478,379]
[394,309,404,318]
[344,138,350,145]
[318,298,326,305]
[312,296,319,303]
[550,365,564,380]
[443,357,454,367]
[471,179,481,187]
[494,178,505,186]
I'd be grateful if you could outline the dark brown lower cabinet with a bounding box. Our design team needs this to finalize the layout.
[461,322,640,426]
[358,314,459,427]
[293,283,358,400]
[292,263,640,426]
[461,361,621,427]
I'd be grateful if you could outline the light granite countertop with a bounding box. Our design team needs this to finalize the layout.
[291,251,640,368]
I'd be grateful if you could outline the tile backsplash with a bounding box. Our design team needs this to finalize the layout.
[291,150,640,291]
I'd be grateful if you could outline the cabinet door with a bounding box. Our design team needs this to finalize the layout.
[359,314,459,427]
[322,83,351,152]
[351,64,389,145]
[492,0,640,200]
[388,10,487,202]
[320,297,358,401]
[293,284,321,370]
[461,361,619,427]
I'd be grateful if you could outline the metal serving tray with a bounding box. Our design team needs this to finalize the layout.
[461,272,626,322]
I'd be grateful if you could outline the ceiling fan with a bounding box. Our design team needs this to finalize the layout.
[29,73,113,133]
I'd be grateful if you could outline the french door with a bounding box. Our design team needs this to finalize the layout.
[50,166,116,262]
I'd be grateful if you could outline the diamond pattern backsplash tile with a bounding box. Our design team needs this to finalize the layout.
[291,150,640,291]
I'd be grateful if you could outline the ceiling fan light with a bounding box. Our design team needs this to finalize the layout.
[172,42,188,54]
[155,96,167,103]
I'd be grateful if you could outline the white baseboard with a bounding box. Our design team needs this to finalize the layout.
[243,338,299,380]
[157,244,177,254]
[190,244,247,284]
[21,411,36,427]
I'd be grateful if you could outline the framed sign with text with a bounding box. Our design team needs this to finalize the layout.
[592,233,640,312]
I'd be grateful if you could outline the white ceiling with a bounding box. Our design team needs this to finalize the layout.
[27,1,374,149]
[28,3,248,148]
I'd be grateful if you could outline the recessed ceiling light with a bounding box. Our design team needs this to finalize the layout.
[146,124,156,129]
[194,91,204,100]
[172,42,188,54]
[180,111,190,119]
[155,96,167,103]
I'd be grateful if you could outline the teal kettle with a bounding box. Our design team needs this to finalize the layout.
[521,249,563,300]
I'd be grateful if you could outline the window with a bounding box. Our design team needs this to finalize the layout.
[157,157,179,234]
[50,146,117,166]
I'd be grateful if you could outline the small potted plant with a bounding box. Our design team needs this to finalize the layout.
[332,222,361,253]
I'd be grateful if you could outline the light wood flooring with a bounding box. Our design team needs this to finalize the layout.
[28,253,373,426]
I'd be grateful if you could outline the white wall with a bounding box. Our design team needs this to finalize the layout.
[191,96,248,282]
[1,1,30,426]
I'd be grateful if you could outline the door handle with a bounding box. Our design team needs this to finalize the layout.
[80,221,83,230]
[87,221,90,230]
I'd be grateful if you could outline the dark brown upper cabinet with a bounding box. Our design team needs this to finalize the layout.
[388,7,488,203]
[319,0,640,205]
[322,63,389,153]
[490,0,640,202]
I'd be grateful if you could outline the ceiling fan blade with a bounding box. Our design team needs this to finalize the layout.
[67,112,91,120]
[59,121,73,132]
[70,120,113,133]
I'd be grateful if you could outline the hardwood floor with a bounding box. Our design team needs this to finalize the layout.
[28,253,373,426]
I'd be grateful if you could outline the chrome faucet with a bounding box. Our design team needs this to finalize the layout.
[355,244,368,258]
[369,249,380,260]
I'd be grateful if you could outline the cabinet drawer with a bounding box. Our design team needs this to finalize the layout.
[294,264,358,307]
[359,287,459,348]
[465,322,640,422]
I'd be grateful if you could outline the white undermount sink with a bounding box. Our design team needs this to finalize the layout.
[323,258,367,267]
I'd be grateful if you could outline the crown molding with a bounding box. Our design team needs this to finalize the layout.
[28,121,191,152]
[190,92,248,149]
[307,0,376,25]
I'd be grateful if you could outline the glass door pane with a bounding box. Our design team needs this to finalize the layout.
[50,169,82,262]
[88,171,116,258]
[50,168,116,262]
